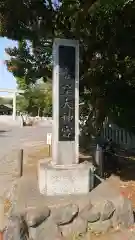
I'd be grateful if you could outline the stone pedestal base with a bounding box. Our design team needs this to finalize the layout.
[38,159,94,196]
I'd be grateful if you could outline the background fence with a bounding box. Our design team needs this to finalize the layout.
[101,123,135,150]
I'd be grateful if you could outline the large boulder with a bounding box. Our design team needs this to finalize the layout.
[4,215,29,240]
[88,178,134,228]
[35,219,63,240]
[52,204,79,226]
[61,216,87,237]
[80,205,100,223]
[80,200,115,223]
[100,200,115,221]
[112,197,134,228]
[10,176,46,216]
[25,206,50,227]
[89,219,112,233]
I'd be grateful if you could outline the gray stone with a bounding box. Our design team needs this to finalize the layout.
[11,176,46,216]
[112,197,134,228]
[4,215,29,240]
[52,204,79,225]
[61,216,87,237]
[38,160,94,195]
[25,206,50,227]
[101,200,115,221]
[44,194,92,212]
[52,39,79,166]
[111,211,121,229]
[80,205,100,223]
[36,219,62,240]
[79,201,93,219]
[29,227,36,240]
[87,178,134,228]
[89,219,112,233]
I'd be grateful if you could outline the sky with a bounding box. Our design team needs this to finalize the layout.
[0,37,18,96]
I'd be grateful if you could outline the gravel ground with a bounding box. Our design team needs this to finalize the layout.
[0,123,52,198]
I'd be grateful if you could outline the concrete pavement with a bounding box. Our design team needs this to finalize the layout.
[0,123,52,159]
[0,123,52,197]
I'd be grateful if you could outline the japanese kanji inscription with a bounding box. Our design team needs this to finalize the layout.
[52,39,79,165]
[59,45,75,141]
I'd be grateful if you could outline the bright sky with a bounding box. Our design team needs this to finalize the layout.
[0,37,18,96]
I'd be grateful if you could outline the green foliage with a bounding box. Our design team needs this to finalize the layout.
[1,0,135,135]
[5,40,52,86]
[17,81,52,116]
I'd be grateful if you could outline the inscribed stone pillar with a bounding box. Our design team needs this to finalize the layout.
[38,38,94,195]
[52,39,79,165]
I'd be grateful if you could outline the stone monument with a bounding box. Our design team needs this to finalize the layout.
[38,38,94,195]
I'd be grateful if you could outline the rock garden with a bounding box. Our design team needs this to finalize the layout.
[3,176,135,240]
